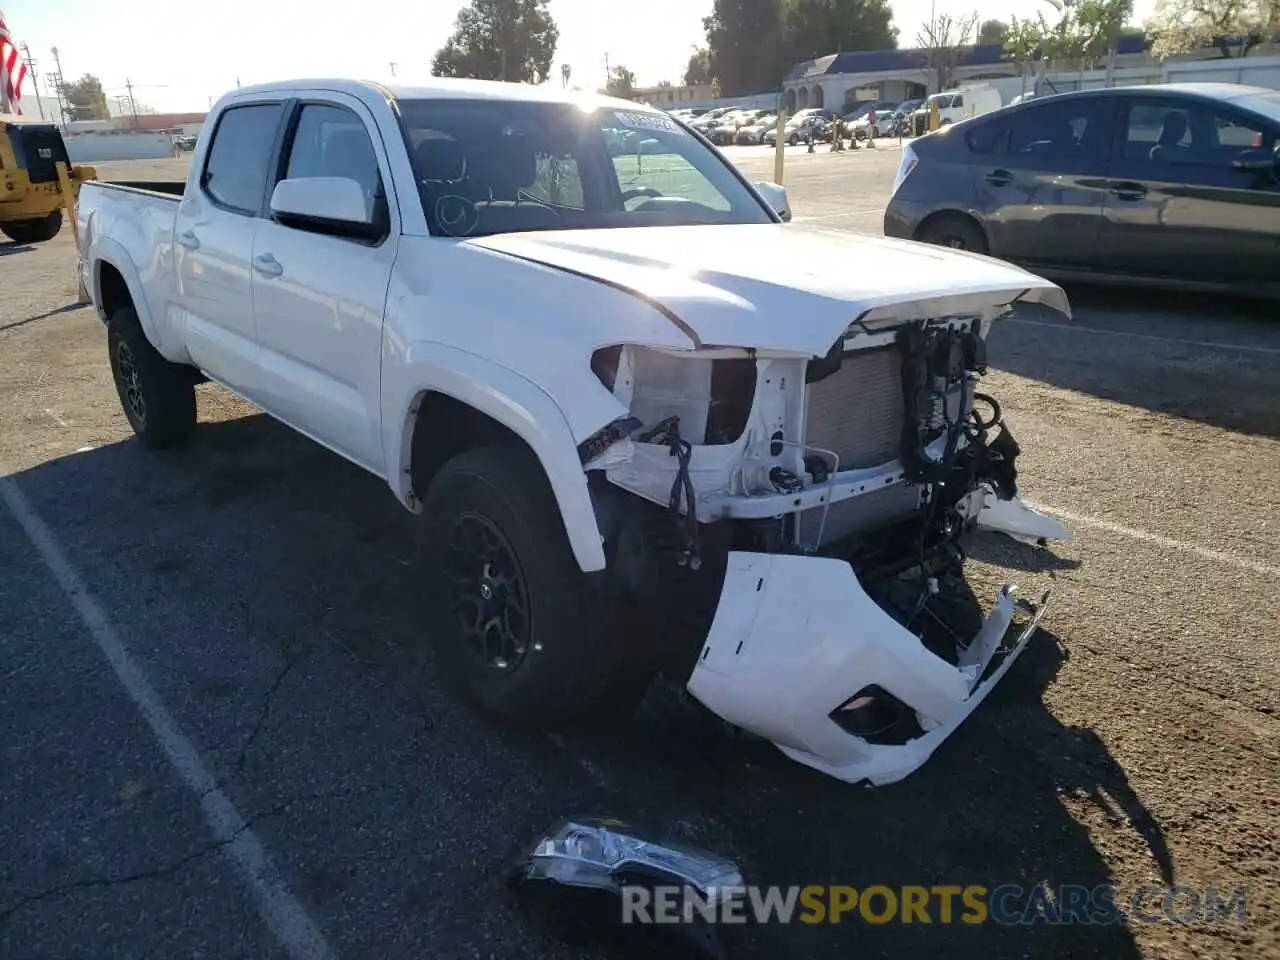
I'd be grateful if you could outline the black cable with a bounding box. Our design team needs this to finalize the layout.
[639,416,702,570]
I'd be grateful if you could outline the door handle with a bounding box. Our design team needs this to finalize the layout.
[984,168,1013,186]
[252,253,283,278]
[1109,181,1147,201]
[177,229,200,250]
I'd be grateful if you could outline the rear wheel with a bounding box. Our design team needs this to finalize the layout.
[107,307,197,448]
[1,211,62,245]
[918,215,989,255]
[419,444,637,722]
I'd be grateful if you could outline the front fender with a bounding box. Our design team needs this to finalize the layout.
[383,342,630,574]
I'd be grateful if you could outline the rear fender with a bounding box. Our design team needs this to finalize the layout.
[384,342,632,573]
[90,238,171,357]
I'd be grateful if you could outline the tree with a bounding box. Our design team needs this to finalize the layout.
[979,18,1010,45]
[702,0,787,97]
[1004,15,1048,90]
[431,0,559,84]
[62,74,109,121]
[684,47,714,86]
[605,65,636,98]
[916,12,979,91]
[1146,0,1277,57]
[781,0,898,64]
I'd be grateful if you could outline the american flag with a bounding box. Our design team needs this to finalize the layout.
[0,7,28,115]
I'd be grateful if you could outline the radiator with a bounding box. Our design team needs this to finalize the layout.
[803,346,904,471]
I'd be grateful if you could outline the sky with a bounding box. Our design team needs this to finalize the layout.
[5,0,1156,116]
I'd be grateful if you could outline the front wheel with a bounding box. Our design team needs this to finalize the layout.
[1,211,62,245]
[419,445,637,722]
[107,308,197,448]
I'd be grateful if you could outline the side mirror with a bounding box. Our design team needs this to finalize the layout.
[754,181,791,222]
[269,177,383,241]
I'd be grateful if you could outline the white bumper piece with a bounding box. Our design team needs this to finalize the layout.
[977,491,1071,546]
[686,552,1050,787]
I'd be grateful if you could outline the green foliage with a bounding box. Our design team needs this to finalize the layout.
[606,65,637,98]
[431,0,559,84]
[979,18,1009,45]
[702,0,898,97]
[684,47,714,86]
[63,74,110,121]
[1146,0,1275,58]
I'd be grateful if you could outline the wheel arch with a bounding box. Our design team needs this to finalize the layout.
[91,243,167,352]
[385,344,621,574]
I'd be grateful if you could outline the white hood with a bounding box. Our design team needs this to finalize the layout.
[469,223,1069,356]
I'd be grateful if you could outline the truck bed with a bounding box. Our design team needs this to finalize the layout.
[88,180,185,198]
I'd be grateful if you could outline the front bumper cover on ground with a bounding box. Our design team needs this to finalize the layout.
[685,552,1051,786]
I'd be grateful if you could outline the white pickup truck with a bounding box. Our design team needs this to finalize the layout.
[76,78,1071,787]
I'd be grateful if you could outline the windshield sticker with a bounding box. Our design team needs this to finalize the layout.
[613,111,685,135]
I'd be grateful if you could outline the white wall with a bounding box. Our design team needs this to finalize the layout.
[65,133,175,163]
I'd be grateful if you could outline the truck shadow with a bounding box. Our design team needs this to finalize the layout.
[0,241,35,257]
[6,409,1159,960]
[992,288,1280,441]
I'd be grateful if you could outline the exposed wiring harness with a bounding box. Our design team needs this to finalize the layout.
[639,416,702,570]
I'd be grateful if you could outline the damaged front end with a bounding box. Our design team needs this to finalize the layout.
[579,294,1070,786]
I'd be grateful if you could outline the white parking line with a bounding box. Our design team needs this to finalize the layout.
[1028,500,1280,578]
[0,474,335,960]
[1004,317,1280,357]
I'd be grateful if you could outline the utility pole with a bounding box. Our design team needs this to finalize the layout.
[19,43,46,119]
[389,62,397,77]
[124,77,139,129]
[50,45,68,128]
[604,52,610,88]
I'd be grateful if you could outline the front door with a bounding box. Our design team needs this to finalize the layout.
[249,95,398,474]
[174,101,285,398]
[1100,96,1280,285]
[975,95,1115,269]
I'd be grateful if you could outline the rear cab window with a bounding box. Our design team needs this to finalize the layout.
[201,102,285,215]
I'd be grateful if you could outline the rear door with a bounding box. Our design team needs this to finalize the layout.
[1100,96,1280,284]
[249,94,398,473]
[174,100,286,396]
[972,95,1115,268]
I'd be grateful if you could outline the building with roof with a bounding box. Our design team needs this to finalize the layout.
[781,35,1155,113]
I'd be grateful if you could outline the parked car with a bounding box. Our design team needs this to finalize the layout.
[735,113,778,144]
[76,76,1069,788]
[849,109,897,141]
[884,83,1280,295]
[764,110,834,146]
[709,108,771,145]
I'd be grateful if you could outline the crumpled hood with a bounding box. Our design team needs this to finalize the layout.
[469,223,1069,356]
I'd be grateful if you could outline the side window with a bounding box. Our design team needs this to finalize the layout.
[1009,98,1112,161]
[952,94,964,108]
[966,114,1010,155]
[1122,99,1269,167]
[284,104,383,215]
[202,103,284,214]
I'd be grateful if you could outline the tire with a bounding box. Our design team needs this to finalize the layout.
[1,211,62,244]
[107,307,197,448]
[918,215,989,255]
[419,444,634,722]
[788,133,799,146]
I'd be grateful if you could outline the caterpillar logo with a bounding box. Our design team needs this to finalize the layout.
[37,146,53,159]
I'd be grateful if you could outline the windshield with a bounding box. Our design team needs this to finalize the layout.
[396,98,774,238]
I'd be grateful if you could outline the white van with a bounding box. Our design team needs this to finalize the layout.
[925,86,1003,125]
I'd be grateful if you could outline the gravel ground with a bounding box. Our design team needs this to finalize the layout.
[0,145,1277,960]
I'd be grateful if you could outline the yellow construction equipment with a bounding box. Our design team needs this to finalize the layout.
[0,112,97,246]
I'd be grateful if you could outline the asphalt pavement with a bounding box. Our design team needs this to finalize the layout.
[1,146,1277,960]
